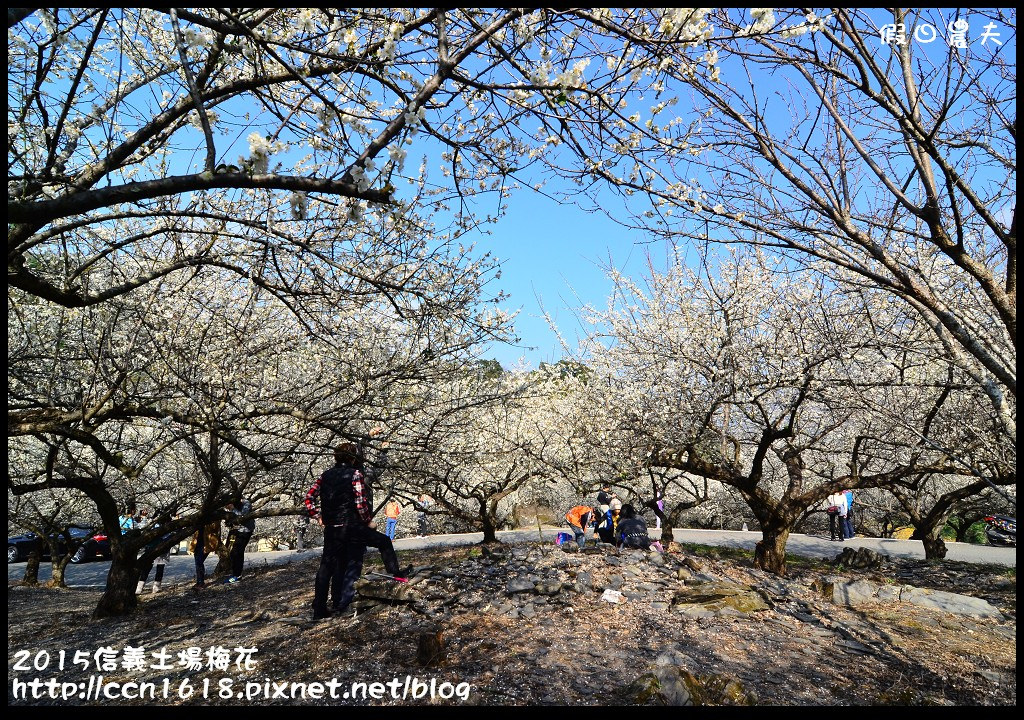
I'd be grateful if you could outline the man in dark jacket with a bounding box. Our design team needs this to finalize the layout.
[305,442,408,620]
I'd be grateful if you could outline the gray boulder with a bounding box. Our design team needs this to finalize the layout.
[671,582,769,614]
[534,580,563,596]
[833,546,886,569]
[506,578,535,594]
[817,577,1005,619]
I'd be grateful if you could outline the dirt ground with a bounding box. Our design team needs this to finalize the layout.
[7,542,1016,706]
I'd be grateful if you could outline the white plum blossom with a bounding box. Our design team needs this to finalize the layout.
[289,191,308,220]
[182,27,211,49]
[388,144,407,169]
[296,9,316,34]
[403,104,426,127]
[247,132,272,174]
[347,200,364,222]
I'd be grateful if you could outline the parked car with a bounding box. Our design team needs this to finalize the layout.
[7,526,111,564]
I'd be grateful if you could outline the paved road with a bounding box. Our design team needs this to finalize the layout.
[8,528,1014,588]
[393,527,1015,566]
[6,549,321,588]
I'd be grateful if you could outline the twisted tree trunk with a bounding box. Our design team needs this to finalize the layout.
[753,523,791,575]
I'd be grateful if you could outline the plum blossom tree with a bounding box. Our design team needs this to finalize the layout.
[569,249,992,573]
[889,472,1016,559]
[575,9,1015,450]
[6,482,99,588]
[369,365,572,543]
[8,250,513,615]
[8,8,723,310]
[10,7,1014,601]
[8,10,723,613]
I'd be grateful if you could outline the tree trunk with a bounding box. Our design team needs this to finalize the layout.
[93,554,140,618]
[914,529,949,560]
[22,550,41,585]
[213,539,231,576]
[42,541,66,588]
[659,516,674,545]
[49,558,66,588]
[480,514,498,543]
[754,525,790,576]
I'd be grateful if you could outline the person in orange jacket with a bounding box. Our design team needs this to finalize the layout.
[565,505,597,550]
[383,499,402,540]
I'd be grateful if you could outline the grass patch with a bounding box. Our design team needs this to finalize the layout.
[682,543,752,562]
[784,554,830,571]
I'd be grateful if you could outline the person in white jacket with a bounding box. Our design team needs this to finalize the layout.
[825,491,849,541]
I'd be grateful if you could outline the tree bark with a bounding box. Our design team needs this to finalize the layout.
[913,527,949,560]
[659,517,674,545]
[42,540,68,588]
[644,499,674,544]
[49,558,66,588]
[480,513,498,543]
[753,525,790,576]
[22,550,41,585]
[93,553,140,618]
[214,537,232,576]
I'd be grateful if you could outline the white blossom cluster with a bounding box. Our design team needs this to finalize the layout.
[541,248,1006,516]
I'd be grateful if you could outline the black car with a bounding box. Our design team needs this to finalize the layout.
[7,526,112,564]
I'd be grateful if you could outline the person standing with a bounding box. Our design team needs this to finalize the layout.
[119,500,138,534]
[842,488,855,539]
[565,505,596,550]
[596,501,614,544]
[654,489,665,530]
[305,442,409,620]
[825,491,848,542]
[189,519,221,590]
[135,509,165,594]
[224,498,255,583]
[137,519,172,595]
[415,493,433,537]
[384,498,402,540]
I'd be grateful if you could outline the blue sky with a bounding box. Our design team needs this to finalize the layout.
[478,189,661,370]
